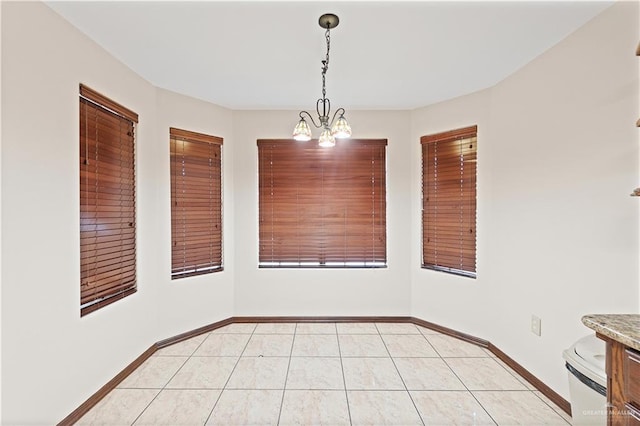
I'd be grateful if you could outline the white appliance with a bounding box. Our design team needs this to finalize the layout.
[563,334,607,425]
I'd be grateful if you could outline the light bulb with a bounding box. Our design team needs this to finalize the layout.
[318,128,336,147]
[331,114,352,139]
[293,118,312,141]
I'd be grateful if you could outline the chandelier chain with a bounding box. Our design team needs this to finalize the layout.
[292,13,350,146]
[322,27,330,101]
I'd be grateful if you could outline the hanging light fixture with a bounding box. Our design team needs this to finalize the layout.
[293,13,352,147]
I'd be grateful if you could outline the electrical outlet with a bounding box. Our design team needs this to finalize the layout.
[531,315,542,336]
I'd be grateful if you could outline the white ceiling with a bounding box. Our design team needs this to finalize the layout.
[46,1,613,110]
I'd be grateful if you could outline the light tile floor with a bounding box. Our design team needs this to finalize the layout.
[77,322,573,425]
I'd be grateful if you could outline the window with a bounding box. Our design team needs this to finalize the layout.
[421,126,477,278]
[258,139,387,267]
[80,84,138,316]
[170,128,223,278]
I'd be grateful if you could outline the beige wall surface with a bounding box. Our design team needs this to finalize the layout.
[1,3,235,423]
[232,110,413,316]
[0,1,3,422]
[410,88,493,337]
[154,89,235,339]
[1,0,638,423]
[411,1,639,399]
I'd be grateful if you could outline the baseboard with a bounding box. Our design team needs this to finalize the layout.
[232,315,413,323]
[57,317,234,426]
[410,317,490,348]
[57,345,156,426]
[488,342,572,416]
[58,315,571,423]
[155,317,235,348]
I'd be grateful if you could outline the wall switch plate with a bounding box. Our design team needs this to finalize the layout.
[531,315,542,336]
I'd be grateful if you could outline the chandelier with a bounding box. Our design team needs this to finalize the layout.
[292,13,352,148]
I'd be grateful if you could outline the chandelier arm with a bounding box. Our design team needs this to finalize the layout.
[299,110,323,129]
[316,98,331,125]
[328,107,345,127]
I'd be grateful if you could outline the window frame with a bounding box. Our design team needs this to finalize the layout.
[170,127,224,279]
[421,125,477,278]
[79,84,138,316]
[257,139,388,268]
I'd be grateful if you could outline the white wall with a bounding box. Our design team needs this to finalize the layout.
[0,1,3,422]
[411,1,639,399]
[154,89,235,338]
[233,110,413,316]
[1,3,235,423]
[410,88,494,336]
[1,0,638,423]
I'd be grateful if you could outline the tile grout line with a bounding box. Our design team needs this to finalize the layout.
[531,391,573,425]
[203,324,258,425]
[128,334,211,425]
[335,323,354,426]
[128,389,162,426]
[427,332,561,424]
[485,356,571,423]
[416,329,444,358]
[439,356,500,425]
[275,323,298,426]
[489,356,539,391]
[84,322,571,425]
[375,323,426,426]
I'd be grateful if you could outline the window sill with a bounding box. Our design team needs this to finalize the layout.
[421,265,476,279]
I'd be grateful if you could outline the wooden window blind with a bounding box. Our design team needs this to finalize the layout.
[258,139,387,267]
[421,126,477,278]
[80,84,138,316]
[170,128,223,279]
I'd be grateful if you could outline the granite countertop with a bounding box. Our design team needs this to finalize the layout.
[582,314,640,352]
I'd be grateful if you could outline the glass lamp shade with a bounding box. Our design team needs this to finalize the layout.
[331,114,352,139]
[318,128,336,147]
[293,118,312,141]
